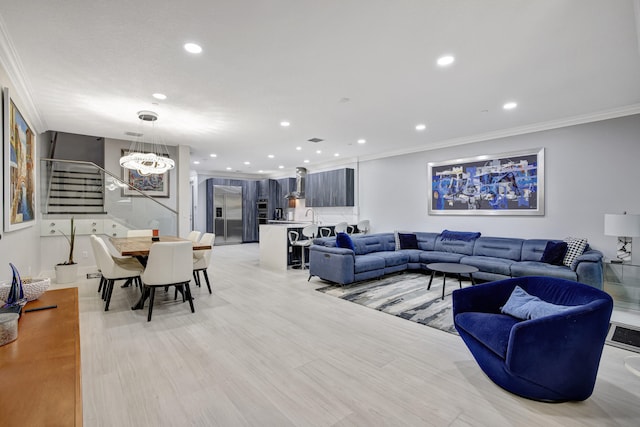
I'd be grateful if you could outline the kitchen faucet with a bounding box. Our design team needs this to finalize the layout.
[305,208,315,223]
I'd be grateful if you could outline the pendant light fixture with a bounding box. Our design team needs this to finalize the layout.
[119,110,175,176]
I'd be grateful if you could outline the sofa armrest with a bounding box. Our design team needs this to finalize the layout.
[506,299,612,398]
[573,250,604,289]
[309,245,356,285]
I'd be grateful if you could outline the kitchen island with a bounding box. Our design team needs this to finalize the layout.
[259,222,312,271]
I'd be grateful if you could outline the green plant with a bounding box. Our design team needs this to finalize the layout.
[58,217,77,265]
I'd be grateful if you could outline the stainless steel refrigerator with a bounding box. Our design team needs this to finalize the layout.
[213,185,243,245]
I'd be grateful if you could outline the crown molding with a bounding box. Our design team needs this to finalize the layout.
[356,103,640,163]
[0,14,47,133]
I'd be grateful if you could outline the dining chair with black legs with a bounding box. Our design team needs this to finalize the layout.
[193,233,215,294]
[142,241,194,321]
[90,235,144,311]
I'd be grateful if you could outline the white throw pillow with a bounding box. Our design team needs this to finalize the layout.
[563,237,588,270]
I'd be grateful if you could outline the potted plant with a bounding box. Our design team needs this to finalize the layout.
[54,217,78,284]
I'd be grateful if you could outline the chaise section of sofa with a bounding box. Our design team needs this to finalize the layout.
[309,232,604,289]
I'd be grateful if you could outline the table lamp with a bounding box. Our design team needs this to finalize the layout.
[604,213,640,263]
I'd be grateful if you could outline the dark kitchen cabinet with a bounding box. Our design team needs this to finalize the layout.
[306,168,354,207]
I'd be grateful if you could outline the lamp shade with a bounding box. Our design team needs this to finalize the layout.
[604,214,640,237]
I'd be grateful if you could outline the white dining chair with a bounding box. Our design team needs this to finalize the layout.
[334,222,352,234]
[288,224,318,270]
[127,229,153,237]
[319,227,333,237]
[187,230,202,243]
[356,220,370,235]
[90,235,144,311]
[193,233,215,294]
[141,241,194,321]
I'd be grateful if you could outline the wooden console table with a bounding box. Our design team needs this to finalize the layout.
[0,287,82,426]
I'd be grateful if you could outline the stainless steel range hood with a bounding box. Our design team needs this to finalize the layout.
[284,167,306,199]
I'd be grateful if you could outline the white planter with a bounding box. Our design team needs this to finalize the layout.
[55,264,79,284]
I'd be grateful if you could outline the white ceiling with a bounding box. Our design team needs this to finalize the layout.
[1,0,639,177]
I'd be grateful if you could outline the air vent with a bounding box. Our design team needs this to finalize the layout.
[607,322,640,353]
[125,132,143,137]
[308,138,323,143]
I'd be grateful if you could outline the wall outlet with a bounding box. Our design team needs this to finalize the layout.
[86,273,101,279]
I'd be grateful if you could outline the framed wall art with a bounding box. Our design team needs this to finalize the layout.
[121,149,170,197]
[3,87,37,231]
[428,147,544,216]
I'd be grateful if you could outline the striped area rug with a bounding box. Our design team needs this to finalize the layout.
[316,272,474,335]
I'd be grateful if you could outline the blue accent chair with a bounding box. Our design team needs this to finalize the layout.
[452,276,613,402]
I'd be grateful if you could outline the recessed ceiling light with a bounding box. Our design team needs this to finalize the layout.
[193,161,200,165]
[278,165,284,169]
[357,139,366,144]
[415,123,427,131]
[303,159,310,163]
[152,93,167,100]
[503,102,518,110]
[258,170,264,173]
[184,43,202,54]
[244,161,250,165]
[268,154,275,159]
[280,121,290,127]
[226,167,232,170]
[296,146,302,151]
[210,153,217,158]
[316,150,322,154]
[334,153,340,157]
[437,55,455,66]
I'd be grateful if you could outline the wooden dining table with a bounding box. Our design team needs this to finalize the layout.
[108,235,212,310]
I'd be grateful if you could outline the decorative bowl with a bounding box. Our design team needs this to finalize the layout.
[0,278,51,303]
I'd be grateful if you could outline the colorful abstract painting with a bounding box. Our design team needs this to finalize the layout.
[3,88,36,231]
[428,148,544,216]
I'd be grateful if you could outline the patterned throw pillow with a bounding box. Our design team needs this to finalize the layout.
[563,237,588,270]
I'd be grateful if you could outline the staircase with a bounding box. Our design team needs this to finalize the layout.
[46,167,107,215]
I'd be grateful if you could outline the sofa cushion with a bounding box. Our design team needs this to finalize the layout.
[397,249,422,263]
[510,261,577,281]
[336,232,355,251]
[354,254,386,273]
[501,286,575,320]
[434,237,475,255]
[473,237,523,261]
[520,239,555,262]
[540,241,568,265]
[398,233,419,249]
[375,251,410,267]
[352,235,387,255]
[455,312,519,359]
[419,251,465,264]
[459,256,515,276]
[415,232,439,251]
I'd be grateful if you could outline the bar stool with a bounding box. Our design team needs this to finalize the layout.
[288,224,318,269]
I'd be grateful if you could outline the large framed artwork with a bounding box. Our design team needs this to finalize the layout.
[121,149,170,197]
[3,87,37,231]
[428,147,544,216]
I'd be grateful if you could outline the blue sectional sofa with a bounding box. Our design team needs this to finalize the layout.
[308,232,604,289]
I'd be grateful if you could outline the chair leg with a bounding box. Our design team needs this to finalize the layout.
[300,246,306,270]
[105,279,115,311]
[184,282,195,313]
[193,270,201,287]
[202,270,212,294]
[98,276,105,294]
[147,287,156,321]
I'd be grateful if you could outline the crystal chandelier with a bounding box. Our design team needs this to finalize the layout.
[119,110,175,176]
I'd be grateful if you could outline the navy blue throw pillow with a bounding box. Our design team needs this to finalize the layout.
[398,233,418,249]
[540,241,568,266]
[336,232,355,251]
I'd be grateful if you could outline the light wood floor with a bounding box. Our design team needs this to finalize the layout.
[66,243,640,426]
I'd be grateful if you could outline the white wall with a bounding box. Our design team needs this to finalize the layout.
[359,114,640,261]
[0,70,43,282]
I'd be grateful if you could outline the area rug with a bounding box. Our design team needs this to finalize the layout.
[316,272,466,335]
